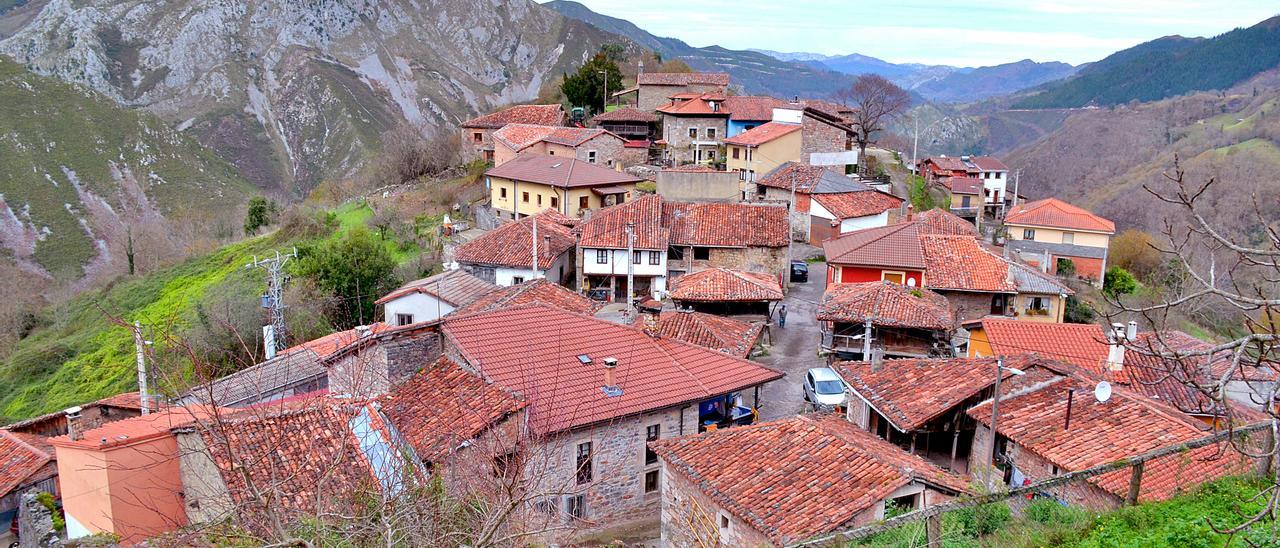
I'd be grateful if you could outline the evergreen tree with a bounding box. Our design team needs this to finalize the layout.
[561,52,623,115]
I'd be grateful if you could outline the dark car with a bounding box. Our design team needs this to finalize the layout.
[586,288,612,302]
[789,260,809,283]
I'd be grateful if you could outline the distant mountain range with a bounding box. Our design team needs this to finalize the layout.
[1014,15,1280,108]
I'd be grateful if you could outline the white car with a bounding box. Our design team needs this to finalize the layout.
[803,367,847,407]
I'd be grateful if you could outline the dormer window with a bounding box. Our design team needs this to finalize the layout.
[709,101,719,112]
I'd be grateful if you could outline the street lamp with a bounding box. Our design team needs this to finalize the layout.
[987,359,1026,489]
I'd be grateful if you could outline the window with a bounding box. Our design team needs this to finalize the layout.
[534,499,556,515]
[746,149,753,162]
[882,271,905,284]
[668,246,685,260]
[579,196,589,210]
[1028,296,1048,312]
[688,127,698,139]
[395,313,414,326]
[551,196,559,209]
[522,192,529,203]
[1023,228,1036,240]
[494,450,523,478]
[548,150,555,155]
[567,494,586,520]
[693,247,710,260]
[732,147,740,160]
[961,196,971,208]
[596,249,609,264]
[644,469,660,493]
[633,250,642,264]
[648,251,661,265]
[1062,232,1074,244]
[706,149,716,161]
[745,124,757,131]
[472,132,483,143]
[587,150,598,164]
[706,127,717,139]
[720,513,731,530]
[991,294,1008,314]
[500,187,508,199]
[537,194,543,206]
[645,424,660,464]
[576,442,593,484]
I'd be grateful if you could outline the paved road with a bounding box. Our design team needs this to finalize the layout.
[756,260,829,421]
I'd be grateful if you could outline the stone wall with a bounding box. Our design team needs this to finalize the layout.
[657,170,740,202]
[175,430,236,526]
[574,134,628,168]
[701,246,788,278]
[970,424,1121,512]
[662,116,726,165]
[461,127,495,161]
[660,460,775,547]
[938,291,1009,325]
[801,115,849,162]
[326,332,443,398]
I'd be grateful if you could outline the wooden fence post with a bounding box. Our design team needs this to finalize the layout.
[1125,461,1144,506]
[925,513,942,548]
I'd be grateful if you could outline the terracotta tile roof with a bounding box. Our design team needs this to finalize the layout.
[723,121,801,147]
[979,318,1109,370]
[455,279,602,316]
[49,406,224,450]
[655,310,764,358]
[651,414,968,545]
[452,211,577,270]
[591,107,658,123]
[375,269,497,306]
[578,194,669,250]
[624,139,650,148]
[461,104,564,129]
[971,156,1008,171]
[0,429,53,497]
[912,208,978,236]
[920,235,1017,293]
[669,268,784,302]
[492,123,622,152]
[921,156,969,173]
[381,357,525,462]
[1005,198,1116,234]
[824,223,926,270]
[811,190,903,220]
[832,355,1040,432]
[442,305,783,433]
[722,95,790,121]
[485,154,643,188]
[637,72,730,86]
[944,176,983,195]
[967,372,1253,503]
[817,281,953,330]
[664,201,789,248]
[4,391,163,433]
[756,162,829,192]
[656,93,732,116]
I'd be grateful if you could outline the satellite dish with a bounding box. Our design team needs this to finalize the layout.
[1094,381,1112,403]
[907,278,917,287]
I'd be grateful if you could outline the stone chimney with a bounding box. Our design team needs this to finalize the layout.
[64,406,84,441]
[601,357,623,397]
[638,299,663,338]
[905,204,914,221]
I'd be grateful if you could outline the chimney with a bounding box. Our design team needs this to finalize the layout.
[601,357,623,397]
[65,406,84,441]
[355,325,371,337]
[906,204,914,221]
[1106,322,1126,371]
[638,299,662,337]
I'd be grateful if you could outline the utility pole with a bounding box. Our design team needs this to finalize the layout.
[785,168,797,287]
[599,69,608,115]
[987,359,1026,489]
[625,221,635,308]
[247,248,297,360]
[531,216,539,280]
[133,321,150,415]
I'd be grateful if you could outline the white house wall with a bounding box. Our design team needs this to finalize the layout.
[582,248,668,277]
[984,172,1007,203]
[840,211,890,232]
[383,292,454,325]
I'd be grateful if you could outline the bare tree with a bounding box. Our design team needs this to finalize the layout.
[833,74,912,176]
[1104,158,1280,543]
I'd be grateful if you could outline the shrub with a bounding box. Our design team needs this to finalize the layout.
[292,227,400,329]
[1104,266,1138,297]
[243,196,277,235]
[1056,257,1076,277]
[1064,295,1095,323]
[955,502,1012,536]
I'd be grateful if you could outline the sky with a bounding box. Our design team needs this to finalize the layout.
[556,1,1279,67]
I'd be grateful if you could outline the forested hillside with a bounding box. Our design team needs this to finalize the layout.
[1015,16,1280,108]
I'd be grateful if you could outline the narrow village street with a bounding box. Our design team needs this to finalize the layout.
[756,255,828,421]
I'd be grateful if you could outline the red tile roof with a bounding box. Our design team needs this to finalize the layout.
[755,162,829,192]
[591,107,659,123]
[979,318,1109,370]
[669,268,784,302]
[637,72,730,86]
[656,93,732,116]
[578,194,669,250]
[921,156,969,173]
[824,223,926,270]
[381,357,525,462]
[1005,198,1116,234]
[811,190,903,220]
[920,235,1016,293]
[652,414,969,545]
[461,104,564,129]
[817,281,953,330]
[624,139,650,148]
[485,154,643,188]
[912,208,978,236]
[49,406,224,450]
[832,355,1038,432]
[442,305,783,433]
[492,123,622,152]
[4,391,163,434]
[663,201,789,248]
[722,95,790,121]
[655,310,764,358]
[375,268,497,306]
[455,279,602,316]
[723,121,801,147]
[944,176,983,195]
[453,211,577,270]
[971,156,1008,171]
[1,429,53,497]
[967,371,1253,503]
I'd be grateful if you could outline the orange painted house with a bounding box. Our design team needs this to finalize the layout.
[50,406,221,544]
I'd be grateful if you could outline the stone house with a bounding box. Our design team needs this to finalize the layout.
[453,209,579,286]
[657,93,729,165]
[486,154,643,219]
[817,281,954,360]
[460,104,565,162]
[652,414,967,547]
[1004,198,1116,284]
[754,163,900,244]
[636,72,729,112]
[491,124,629,167]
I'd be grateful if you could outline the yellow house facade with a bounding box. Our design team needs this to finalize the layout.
[724,122,802,182]
[486,154,642,219]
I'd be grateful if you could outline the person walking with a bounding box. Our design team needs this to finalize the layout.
[777,304,788,328]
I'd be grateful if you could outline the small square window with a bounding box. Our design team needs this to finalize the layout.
[596,249,609,264]
[648,251,660,266]
[706,127,717,140]
[633,250,642,264]
[579,196,590,211]
[576,442,593,484]
[732,147,740,160]
[1062,232,1074,245]
[395,313,414,326]
[688,127,698,139]
[551,196,559,209]
[567,495,586,520]
[473,132,483,143]
[537,194,543,206]
[522,192,530,203]
[720,514,731,530]
[644,469,660,493]
[500,188,508,199]
[693,247,710,261]
[1023,228,1036,240]
[668,246,685,261]
[587,150,598,164]
[512,276,525,284]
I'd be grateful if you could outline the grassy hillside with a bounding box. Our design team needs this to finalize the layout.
[0,57,255,282]
[1014,16,1280,108]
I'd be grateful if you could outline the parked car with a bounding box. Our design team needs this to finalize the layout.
[803,367,846,407]
[586,288,611,302]
[790,260,809,283]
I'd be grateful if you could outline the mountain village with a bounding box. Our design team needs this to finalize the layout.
[1,58,1274,547]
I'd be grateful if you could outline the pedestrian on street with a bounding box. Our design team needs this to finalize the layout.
[777,304,788,328]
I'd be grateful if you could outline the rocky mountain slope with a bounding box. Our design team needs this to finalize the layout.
[1,0,631,197]
[546,0,854,99]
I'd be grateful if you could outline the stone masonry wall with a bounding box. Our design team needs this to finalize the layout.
[663,116,726,165]
[939,291,1008,325]
[699,246,788,279]
[661,459,775,547]
[326,332,443,398]
[801,116,849,163]
[574,134,628,168]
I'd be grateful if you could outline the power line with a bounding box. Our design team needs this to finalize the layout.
[246,248,298,359]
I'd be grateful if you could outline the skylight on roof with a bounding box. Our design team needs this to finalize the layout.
[577,354,592,364]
